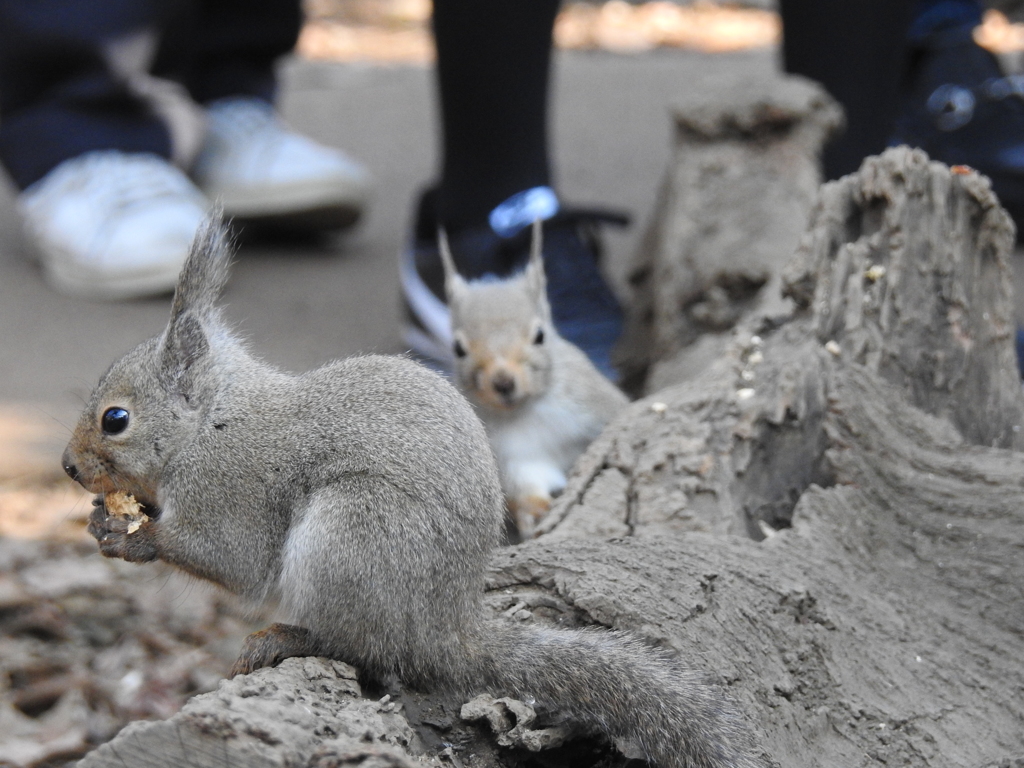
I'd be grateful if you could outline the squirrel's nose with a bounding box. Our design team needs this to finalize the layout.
[61,447,80,482]
[492,372,516,397]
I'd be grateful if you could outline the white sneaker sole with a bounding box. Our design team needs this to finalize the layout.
[206,176,370,228]
[36,240,186,300]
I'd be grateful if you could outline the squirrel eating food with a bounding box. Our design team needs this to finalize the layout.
[103,490,148,534]
[62,215,765,768]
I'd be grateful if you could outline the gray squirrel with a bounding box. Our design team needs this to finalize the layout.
[440,222,628,537]
[61,216,764,767]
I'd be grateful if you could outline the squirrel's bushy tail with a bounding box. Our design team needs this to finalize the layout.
[469,620,764,768]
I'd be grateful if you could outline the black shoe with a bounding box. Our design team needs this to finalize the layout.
[399,188,629,379]
[890,24,1024,228]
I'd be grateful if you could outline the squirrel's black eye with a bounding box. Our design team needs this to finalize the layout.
[453,339,467,358]
[102,407,130,435]
[533,328,545,345]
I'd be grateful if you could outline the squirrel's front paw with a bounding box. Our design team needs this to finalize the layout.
[87,497,159,563]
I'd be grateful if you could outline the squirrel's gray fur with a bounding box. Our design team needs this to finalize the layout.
[63,216,765,767]
[439,222,628,536]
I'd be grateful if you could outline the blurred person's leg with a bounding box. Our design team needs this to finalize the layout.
[0,0,182,190]
[779,0,915,180]
[890,0,1024,229]
[155,0,300,105]
[402,0,626,379]
[161,0,371,232]
[0,0,371,299]
[431,0,559,231]
[782,0,1024,234]
[0,0,210,299]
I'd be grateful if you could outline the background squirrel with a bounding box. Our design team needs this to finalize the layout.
[62,216,764,767]
[440,222,628,537]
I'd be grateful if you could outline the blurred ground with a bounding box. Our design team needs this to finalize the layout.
[3,3,1024,764]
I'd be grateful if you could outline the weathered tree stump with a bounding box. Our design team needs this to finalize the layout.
[79,150,1024,768]
[533,146,1024,765]
[616,75,842,394]
[783,149,1024,449]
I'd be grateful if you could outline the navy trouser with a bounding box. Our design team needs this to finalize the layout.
[780,0,984,180]
[0,0,302,189]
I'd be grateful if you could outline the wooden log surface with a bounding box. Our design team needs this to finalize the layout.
[80,147,1024,768]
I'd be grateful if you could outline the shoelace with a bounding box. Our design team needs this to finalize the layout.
[548,206,630,254]
[43,152,197,212]
[552,206,631,228]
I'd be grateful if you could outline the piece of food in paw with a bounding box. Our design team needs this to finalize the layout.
[103,491,150,534]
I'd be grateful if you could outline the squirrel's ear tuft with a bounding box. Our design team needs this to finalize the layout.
[170,209,234,322]
[525,219,547,299]
[437,227,467,301]
[159,210,232,398]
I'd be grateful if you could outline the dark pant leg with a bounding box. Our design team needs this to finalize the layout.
[0,0,177,189]
[779,0,915,179]
[431,0,561,229]
[153,0,302,105]
[0,0,301,190]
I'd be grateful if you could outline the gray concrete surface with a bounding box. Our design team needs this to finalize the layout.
[0,49,783,463]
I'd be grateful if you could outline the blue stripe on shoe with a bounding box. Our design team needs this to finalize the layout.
[488,186,560,238]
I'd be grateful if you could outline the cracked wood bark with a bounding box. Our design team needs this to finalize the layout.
[530,146,1024,765]
[78,148,1023,768]
[77,657,425,768]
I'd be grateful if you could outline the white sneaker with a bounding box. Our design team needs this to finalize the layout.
[193,97,371,230]
[19,151,210,300]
